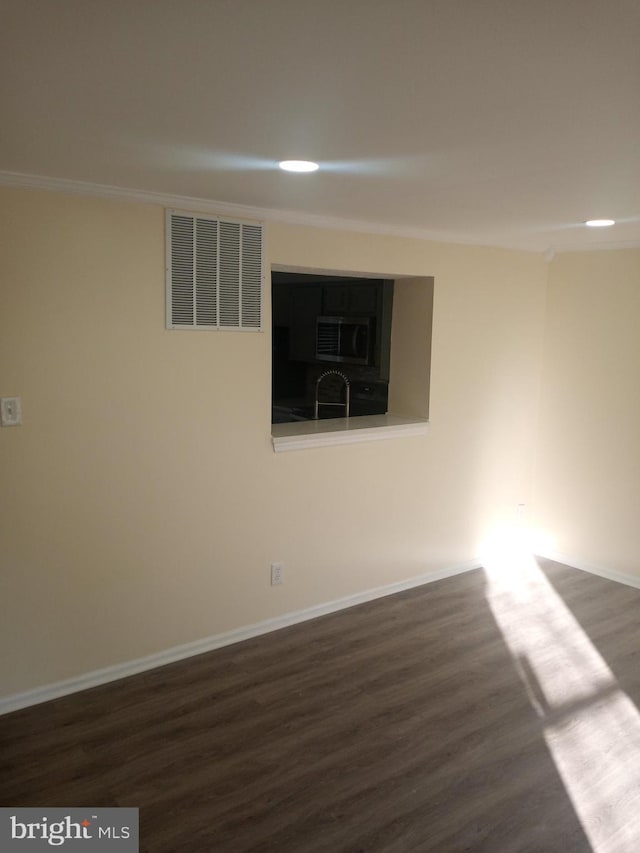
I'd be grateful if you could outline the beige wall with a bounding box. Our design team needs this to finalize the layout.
[388,277,434,420]
[533,250,640,576]
[0,187,547,697]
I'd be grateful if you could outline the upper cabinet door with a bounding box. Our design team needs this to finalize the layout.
[322,282,379,315]
[322,285,350,314]
[289,285,323,362]
[349,284,379,315]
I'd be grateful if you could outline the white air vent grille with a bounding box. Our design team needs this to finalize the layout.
[169,215,195,326]
[219,221,240,327]
[195,217,218,326]
[166,210,263,331]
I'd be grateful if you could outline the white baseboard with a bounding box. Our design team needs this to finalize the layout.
[536,549,640,591]
[0,558,481,716]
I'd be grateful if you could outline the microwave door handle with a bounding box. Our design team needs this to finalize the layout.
[352,325,359,356]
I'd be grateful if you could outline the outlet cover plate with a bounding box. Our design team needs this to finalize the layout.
[1,397,22,426]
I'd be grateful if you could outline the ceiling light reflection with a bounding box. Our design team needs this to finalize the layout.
[278,160,319,173]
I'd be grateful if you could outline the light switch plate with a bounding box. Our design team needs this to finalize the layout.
[1,397,22,426]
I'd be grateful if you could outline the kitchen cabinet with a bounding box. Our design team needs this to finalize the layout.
[272,283,292,327]
[322,282,379,316]
[289,285,322,362]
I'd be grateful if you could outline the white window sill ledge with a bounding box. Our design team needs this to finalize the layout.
[271,414,429,452]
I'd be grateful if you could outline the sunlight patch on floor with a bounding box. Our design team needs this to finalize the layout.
[481,528,640,853]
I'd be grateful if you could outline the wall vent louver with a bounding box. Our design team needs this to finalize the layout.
[166,210,263,331]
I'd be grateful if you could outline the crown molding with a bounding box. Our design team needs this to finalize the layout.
[0,170,272,222]
[554,239,640,253]
[0,169,532,251]
[2,170,639,254]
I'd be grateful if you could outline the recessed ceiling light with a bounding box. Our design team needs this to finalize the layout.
[278,160,319,173]
[585,219,615,227]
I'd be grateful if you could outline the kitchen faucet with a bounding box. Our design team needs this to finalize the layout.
[314,370,350,420]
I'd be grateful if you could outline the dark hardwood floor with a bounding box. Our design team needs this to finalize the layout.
[2,558,640,852]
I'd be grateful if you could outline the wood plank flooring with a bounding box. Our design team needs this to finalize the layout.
[2,558,640,852]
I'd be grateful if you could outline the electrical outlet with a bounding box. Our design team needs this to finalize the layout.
[1,397,22,427]
[516,503,526,519]
[271,562,284,586]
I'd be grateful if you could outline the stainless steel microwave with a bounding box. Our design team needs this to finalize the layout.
[316,316,372,365]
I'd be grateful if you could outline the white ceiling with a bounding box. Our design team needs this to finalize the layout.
[2,0,639,252]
